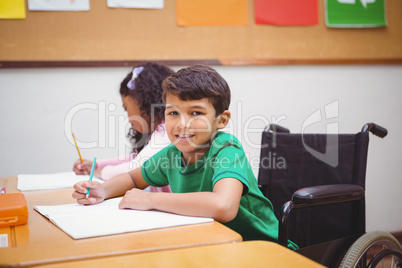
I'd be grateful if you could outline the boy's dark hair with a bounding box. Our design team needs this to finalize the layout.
[161,65,231,115]
[120,62,173,153]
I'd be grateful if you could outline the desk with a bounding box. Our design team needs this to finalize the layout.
[34,241,325,268]
[0,198,242,267]
[0,176,75,201]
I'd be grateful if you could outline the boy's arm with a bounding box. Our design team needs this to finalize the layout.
[103,167,149,197]
[119,177,243,223]
[73,167,149,205]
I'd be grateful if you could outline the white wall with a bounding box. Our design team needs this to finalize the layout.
[0,65,401,233]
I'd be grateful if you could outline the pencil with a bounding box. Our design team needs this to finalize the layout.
[72,133,88,175]
[86,157,97,199]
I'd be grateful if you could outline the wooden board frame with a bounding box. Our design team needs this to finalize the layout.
[0,0,401,67]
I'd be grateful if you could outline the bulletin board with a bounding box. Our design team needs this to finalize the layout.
[0,0,401,68]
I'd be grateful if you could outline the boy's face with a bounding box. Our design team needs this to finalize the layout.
[165,93,229,164]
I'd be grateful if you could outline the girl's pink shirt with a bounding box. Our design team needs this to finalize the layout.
[96,124,171,193]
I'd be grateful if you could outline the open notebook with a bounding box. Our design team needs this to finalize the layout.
[17,172,103,191]
[34,197,214,239]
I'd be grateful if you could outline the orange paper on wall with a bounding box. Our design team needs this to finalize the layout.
[176,0,248,26]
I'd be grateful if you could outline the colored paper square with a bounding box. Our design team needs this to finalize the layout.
[325,0,387,27]
[0,0,26,19]
[176,0,248,26]
[254,0,318,25]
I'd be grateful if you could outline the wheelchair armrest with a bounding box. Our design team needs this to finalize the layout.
[292,184,365,207]
[278,184,365,247]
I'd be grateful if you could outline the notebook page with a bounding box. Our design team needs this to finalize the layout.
[34,197,213,239]
[17,172,103,191]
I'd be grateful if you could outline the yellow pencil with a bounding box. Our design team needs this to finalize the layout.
[72,133,88,175]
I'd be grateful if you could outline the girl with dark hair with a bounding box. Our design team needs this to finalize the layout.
[73,62,173,192]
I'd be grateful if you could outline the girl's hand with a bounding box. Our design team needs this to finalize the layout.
[119,188,153,210]
[73,159,96,175]
[72,181,106,205]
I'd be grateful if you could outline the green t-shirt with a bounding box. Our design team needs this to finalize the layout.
[141,131,297,249]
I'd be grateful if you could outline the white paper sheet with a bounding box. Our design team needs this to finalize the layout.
[17,172,103,191]
[28,0,90,11]
[107,0,164,9]
[34,197,213,239]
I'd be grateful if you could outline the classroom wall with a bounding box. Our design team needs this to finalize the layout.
[0,65,401,233]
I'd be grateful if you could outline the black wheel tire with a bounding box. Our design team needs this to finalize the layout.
[339,231,402,268]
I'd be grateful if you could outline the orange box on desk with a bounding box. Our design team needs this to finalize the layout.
[0,193,28,227]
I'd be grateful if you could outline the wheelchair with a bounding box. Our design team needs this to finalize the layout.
[257,123,402,268]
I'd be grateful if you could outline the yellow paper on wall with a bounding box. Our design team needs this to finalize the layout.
[176,0,248,26]
[0,0,26,19]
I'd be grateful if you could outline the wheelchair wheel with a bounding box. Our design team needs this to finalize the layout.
[339,231,402,268]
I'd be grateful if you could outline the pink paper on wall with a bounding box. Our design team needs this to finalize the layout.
[254,0,318,25]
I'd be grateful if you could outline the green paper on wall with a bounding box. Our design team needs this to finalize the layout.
[325,0,386,28]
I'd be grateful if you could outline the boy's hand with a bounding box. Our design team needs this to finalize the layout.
[73,159,96,175]
[72,181,106,205]
[119,189,152,210]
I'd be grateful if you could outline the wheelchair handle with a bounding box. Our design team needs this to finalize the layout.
[264,124,290,133]
[361,123,388,138]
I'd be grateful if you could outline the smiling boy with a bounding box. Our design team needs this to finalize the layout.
[73,65,297,248]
